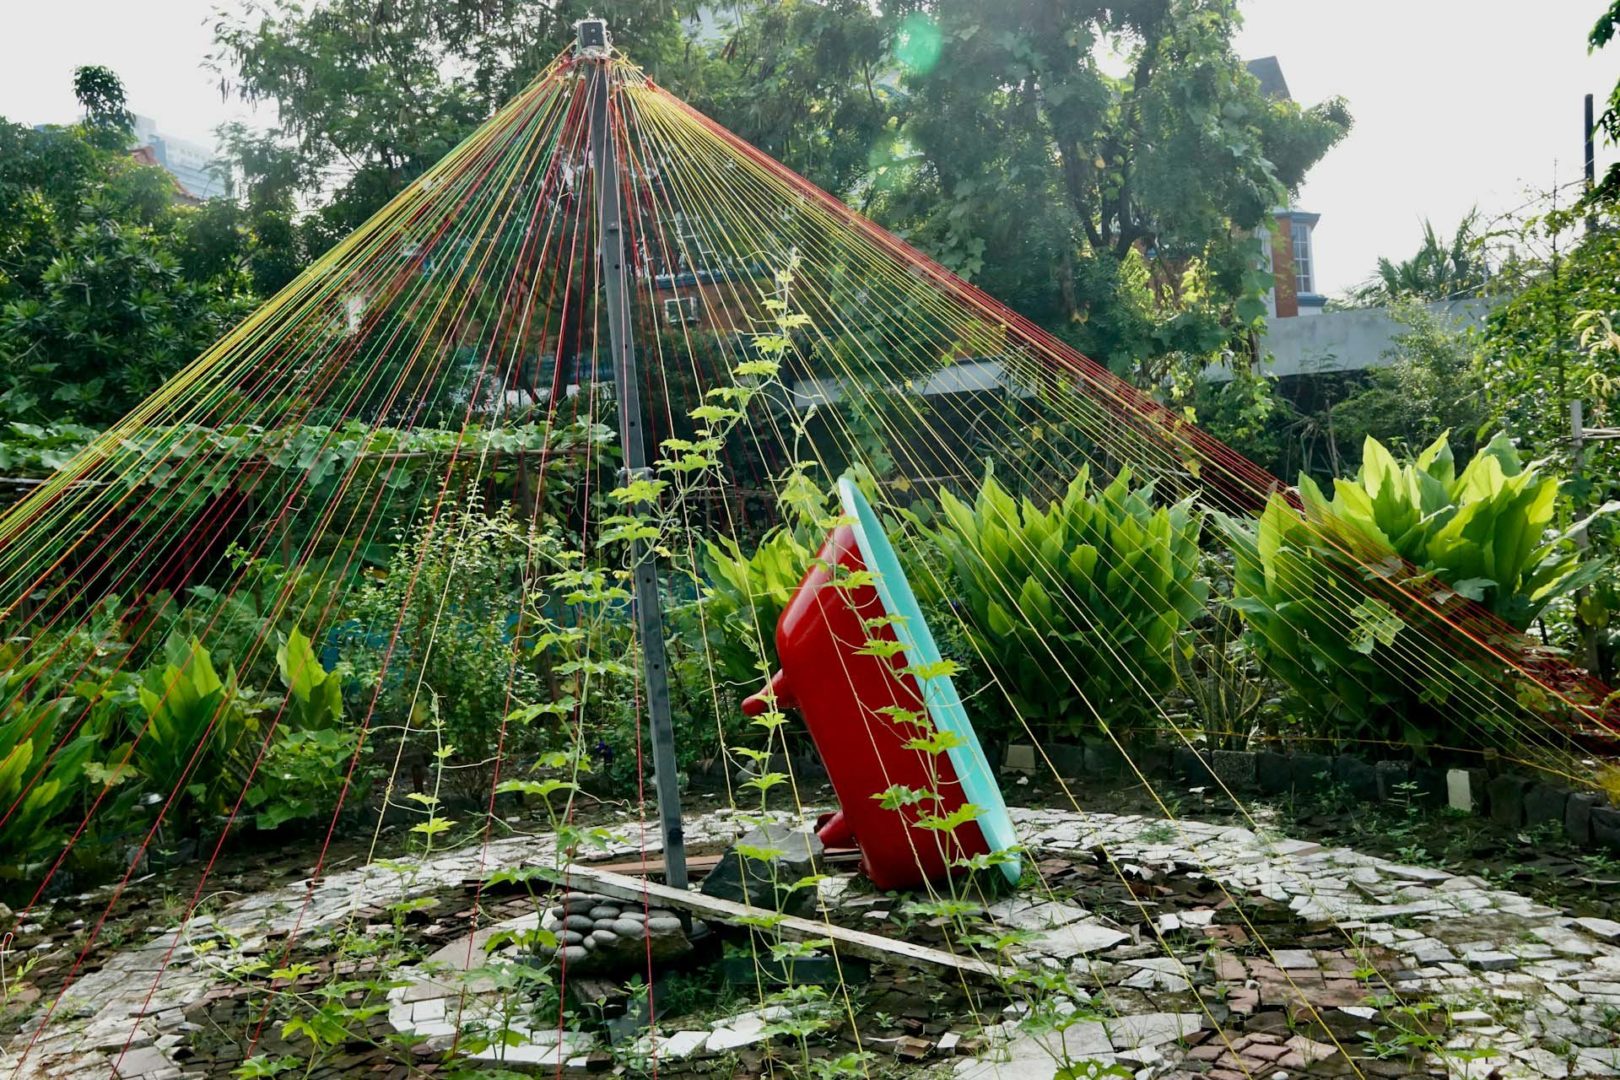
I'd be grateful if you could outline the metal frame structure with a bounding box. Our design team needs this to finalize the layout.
[580,18,689,890]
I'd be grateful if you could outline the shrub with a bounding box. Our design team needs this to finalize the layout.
[1327,301,1489,464]
[347,498,555,768]
[243,628,363,831]
[930,467,1207,737]
[1216,431,1604,755]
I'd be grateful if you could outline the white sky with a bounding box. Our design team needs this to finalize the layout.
[1,0,1617,296]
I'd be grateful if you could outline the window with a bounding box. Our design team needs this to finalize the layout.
[664,295,701,326]
[1291,221,1314,295]
[672,215,717,271]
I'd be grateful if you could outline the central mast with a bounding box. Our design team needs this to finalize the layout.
[578,18,689,891]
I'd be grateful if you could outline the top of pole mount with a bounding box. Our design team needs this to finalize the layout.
[575,18,611,60]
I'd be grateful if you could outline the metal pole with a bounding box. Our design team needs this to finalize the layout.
[582,23,688,890]
[1587,93,1599,235]
[1587,93,1597,192]
[1571,399,1603,676]
[1577,97,1601,675]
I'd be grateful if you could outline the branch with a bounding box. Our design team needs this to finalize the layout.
[1055,136,1104,251]
[1110,38,1160,259]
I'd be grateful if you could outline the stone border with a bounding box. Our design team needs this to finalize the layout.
[1002,741,1620,855]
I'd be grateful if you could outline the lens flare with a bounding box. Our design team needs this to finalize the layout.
[893,13,942,75]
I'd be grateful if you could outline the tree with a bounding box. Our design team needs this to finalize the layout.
[211,0,1347,390]
[210,0,701,251]
[0,73,255,424]
[1344,210,1489,306]
[1591,1,1620,203]
[71,65,135,151]
[678,0,896,201]
[1482,205,1620,511]
[874,0,1350,383]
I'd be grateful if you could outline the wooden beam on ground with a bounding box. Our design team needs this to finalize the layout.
[583,853,727,878]
[582,849,863,880]
[535,863,1006,982]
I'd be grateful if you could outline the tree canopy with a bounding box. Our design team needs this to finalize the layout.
[0,69,256,424]
[1344,210,1490,307]
[0,2,1358,438]
[1590,0,1620,203]
[208,0,1350,388]
[210,0,703,252]
[874,0,1350,380]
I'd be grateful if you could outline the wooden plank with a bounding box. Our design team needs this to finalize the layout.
[582,853,726,877]
[583,850,863,879]
[536,863,1006,982]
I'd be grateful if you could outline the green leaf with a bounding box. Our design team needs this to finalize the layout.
[410,817,454,837]
[915,803,982,832]
[873,783,941,809]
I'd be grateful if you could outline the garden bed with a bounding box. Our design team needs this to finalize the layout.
[1003,739,1620,858]
[5,795,1620,1080]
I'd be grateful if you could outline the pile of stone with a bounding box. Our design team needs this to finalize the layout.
[536,891,699,973]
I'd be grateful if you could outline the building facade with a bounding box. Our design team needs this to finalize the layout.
[1246,58,1324,319]
[132,115,225,201]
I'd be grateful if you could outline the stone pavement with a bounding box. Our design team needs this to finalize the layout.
[990,808,1620,1079]
[5,805,1620,1078]
[0,807,794,1080]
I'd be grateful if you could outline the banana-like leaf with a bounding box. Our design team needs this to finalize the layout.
[1220,431,1591,759]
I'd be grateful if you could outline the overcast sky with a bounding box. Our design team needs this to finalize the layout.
[2,1,1617,296]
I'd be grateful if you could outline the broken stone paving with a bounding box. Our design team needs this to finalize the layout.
[4,805,1620,1078]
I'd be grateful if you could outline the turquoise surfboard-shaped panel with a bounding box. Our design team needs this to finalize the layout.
[837,477,1021,886]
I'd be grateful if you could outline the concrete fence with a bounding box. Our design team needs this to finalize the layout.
[1206,298,1501,382]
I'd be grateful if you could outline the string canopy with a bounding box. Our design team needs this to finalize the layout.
[0,33,1615,1079]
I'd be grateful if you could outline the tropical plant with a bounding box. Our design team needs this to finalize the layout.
[1217,432,1607,754]
[275,627,344,732]
[120,637,257,825]
[931,467,1207,736]
[702,528,814,690]
[1345,211,1489,305]
[698,463,839,694]
[243,628,363,831]
[1307,433,1601,628]
[0,658,103,882]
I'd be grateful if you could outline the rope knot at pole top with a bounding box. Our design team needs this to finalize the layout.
[568,20,651,90]
[574,18,611,60]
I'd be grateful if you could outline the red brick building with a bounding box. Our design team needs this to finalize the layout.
[1248,58,1324,319]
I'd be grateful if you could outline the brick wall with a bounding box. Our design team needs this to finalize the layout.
[1271,214,1299,319]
